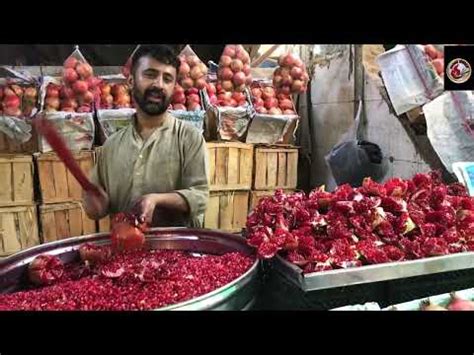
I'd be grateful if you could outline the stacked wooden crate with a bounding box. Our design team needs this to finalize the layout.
[249,145,298,211]
[0,154,40,256]
[34,150,97,243]
[204,142,253,233]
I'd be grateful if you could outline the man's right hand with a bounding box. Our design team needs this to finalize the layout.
[83,186,109,220]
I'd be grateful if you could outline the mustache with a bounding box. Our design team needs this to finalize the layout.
[145,88,165,100]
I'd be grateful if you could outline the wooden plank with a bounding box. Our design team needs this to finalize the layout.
[0,211,21,255]
[286,151,298,188]
[0,161,13,204]
[83,211,97,235]
[254,151,267,190]
[233,192,249,231]
[55,210,70,240]
[17,206,40,250]
[40,210,57,243]
[37,160,56,202]
[51,161,69,201]
[208,147,216,185]
[266,153,278,188]
[219,192,234,232]
[206,142,253,150]
[277,152,287,187]
[12,161,34,204]
[68,208,83,237]
[239,146,253,188]
[204,193,220,229]
[227,147,239,186]
[215,146,228,186]
[98,216,111,233]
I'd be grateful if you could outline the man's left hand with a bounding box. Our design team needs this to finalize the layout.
[132,193,161,224]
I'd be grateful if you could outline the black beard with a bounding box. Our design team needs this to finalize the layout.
[132,87,171,116]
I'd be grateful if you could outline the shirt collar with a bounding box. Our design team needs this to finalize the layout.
[130,112,174,144]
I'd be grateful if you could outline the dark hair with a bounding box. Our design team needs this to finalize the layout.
[131,44,180,76]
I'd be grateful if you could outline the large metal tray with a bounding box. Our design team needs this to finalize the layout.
[0,228,260,311]
[273,252,474,292]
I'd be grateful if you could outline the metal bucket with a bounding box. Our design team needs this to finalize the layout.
[0,228,260,311]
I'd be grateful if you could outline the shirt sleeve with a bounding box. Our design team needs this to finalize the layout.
[175,129,209,218]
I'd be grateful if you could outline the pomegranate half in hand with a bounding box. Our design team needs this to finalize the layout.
[28,255,64,286]
[110,212,147,252]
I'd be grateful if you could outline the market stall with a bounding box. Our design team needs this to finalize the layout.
[0,44,473,311]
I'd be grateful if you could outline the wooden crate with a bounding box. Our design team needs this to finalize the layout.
[0,130,39,154]
[35,150,95,204]
[253,146,298,190]
[204,190,249,233]
[207,142,253,191]
[0,154,34,207]
[0,204,40,257]
[39,202,97,243]
[249,189,296,211]
[97,216,111,233]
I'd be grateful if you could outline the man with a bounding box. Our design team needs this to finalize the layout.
[83,45,209,228]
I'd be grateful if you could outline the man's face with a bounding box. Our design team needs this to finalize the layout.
[129,56,176,116]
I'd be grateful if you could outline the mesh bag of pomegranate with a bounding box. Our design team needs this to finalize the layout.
[246,82,299,144]
[121,45,140,79]
[422,91,474,173]
[96,74,135,143]
[377,45,444,116]
[273,52,310,96]
[0,67,40,143]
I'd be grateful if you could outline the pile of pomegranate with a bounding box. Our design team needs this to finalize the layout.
[44,56,101,113]
[423,44,444,77]
[217,45,252,93]
[98,83,132,109]
[0,248,254,311]
[0,84,37,117]
[273,53,309,95]
[246,171,474,273]
[250,85,296,115]
[170,85,202,111]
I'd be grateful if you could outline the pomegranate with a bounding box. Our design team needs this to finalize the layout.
[186,88,199,96]
[187,102,202,111]
[173,103,187,110]
[233,72,246,86]
[4,95,21,109]
[86,77,101,90]
[243,64,251,76]
[101,84,112,96]
[10,85,23,97]
[256,106,268,114]
[268,107,283,115]
[64,57,78,69]
[220,55,232,67]
[24,87,37,99]
[220,67,234,81]
[187,93,200,104]
[229,98,238,107]
[283,109,296,115]
[206,83,216,95]
[253,97,264,107]
[79,243,111,265]
[273,75,283,87]
[64,68,79,83]
[230,59,243,73]
[279,99,293,111]
[61,98,79,110]
[223,45,236,58]
[179,62,191,76]
[72,80,89,94]
[60,86,75,99]
[282,75,293,87]
[181,78,194,90]
[222,80,234,92]
[234,84,246,92]
[252,88,262,98]
[81,91,94,104]
[77,105,92,113]
[195,78,207,90]
[28,255,64,286]
[291,80,304,93]
[76,63,93,79]
[172,92,186,104]
[190,66,203,80]
[262,87,276,100]
[447,293,474,311]
[291,67,304,79]
[264,98,279,109]
[46,85,60,98]
[111,213,146,252]
[232,92,246,102]
[280,86,291,95]
[186,55,200,67]
[3,107,22,116]
[3,87,16,97]
[45,97,60,110]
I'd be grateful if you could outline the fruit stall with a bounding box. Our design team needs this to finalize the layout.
[0,44,474,311]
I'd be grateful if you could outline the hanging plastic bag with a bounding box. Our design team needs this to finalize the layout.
[217,45,252,93]
[423,91,474,173]
[122,45,140,79]
[377,45,444,116]
[177,45,208,91]
[273,52,309,95]
[326,100,389,186]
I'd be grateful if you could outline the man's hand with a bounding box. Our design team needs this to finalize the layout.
[132,194,161,224]
[83,186,109,220]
